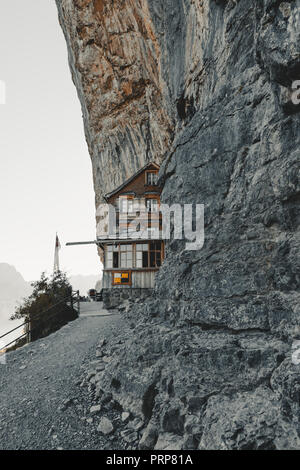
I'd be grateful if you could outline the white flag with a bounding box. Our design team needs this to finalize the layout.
[54,234,61,273]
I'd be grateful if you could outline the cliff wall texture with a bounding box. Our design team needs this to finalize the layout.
[56,0,300,449]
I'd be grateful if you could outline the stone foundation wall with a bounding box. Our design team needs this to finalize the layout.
[102,288,152,310]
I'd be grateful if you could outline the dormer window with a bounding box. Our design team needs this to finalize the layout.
[146,171,158,186]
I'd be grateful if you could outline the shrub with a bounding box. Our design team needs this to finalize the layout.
[11,271,78,342]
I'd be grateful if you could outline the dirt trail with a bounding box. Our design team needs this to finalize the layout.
[0,306,121,450]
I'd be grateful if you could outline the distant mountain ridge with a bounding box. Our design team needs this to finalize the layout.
[0,263,31,302]
[0,263,32,342]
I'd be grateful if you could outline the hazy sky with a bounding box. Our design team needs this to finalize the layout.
[0,0,102,281]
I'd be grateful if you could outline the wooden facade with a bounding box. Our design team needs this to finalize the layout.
[99,163,164,290]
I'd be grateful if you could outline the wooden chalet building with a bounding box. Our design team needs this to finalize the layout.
[98,162,164,307]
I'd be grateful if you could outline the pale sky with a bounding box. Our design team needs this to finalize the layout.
[0,0,102,281]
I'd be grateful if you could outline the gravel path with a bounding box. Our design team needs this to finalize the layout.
[0,305,123,450]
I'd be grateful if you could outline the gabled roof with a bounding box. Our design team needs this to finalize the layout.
[104,162,160,201]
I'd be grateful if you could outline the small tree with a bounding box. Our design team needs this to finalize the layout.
[11,271,72,321]
[11,271,76,342]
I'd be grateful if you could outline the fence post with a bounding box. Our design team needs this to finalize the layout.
[27,318,31,344]
[77,290,80,316]
[70,292,73,312]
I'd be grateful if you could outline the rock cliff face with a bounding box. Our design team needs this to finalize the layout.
[56,0,300,449]
[56,0,173,206]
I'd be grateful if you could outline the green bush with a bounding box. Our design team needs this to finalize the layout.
[11,271,78,342]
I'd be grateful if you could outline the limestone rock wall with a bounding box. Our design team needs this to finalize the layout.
[57,0,300,449]
[56,0,173,207]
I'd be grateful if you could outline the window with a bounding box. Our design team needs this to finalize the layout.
[133,198,141,212]
[113,272,131,286]
[119,197,133,213]
[106,244,132,269]
[128,199,133,213]
[113,252,119,268]
[146,171,158,186]
[136,243,149,268]
[120,244,133,268]
[119,198,126,213]
[146,198,159,212]
[106,245,113,269]
[149,242,162,267]
[136,242,163,268]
